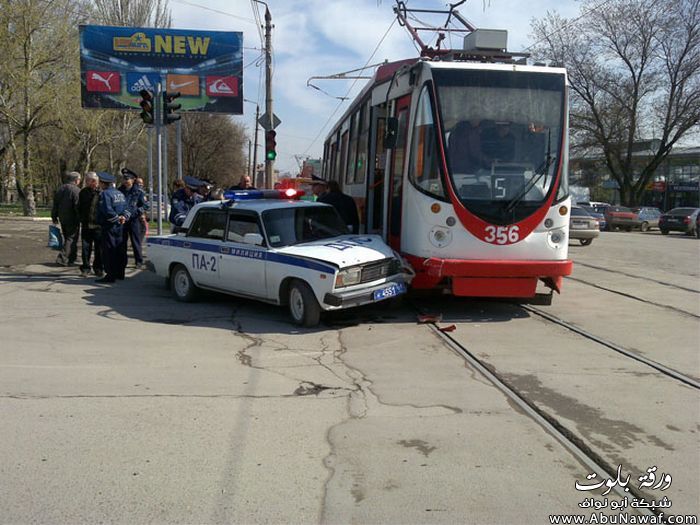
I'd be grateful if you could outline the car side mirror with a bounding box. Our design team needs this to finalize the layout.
[385,117,398,149]
[242,232,264,246]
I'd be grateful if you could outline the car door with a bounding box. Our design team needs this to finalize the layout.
[219,211,268,298]
[185,209,227,287]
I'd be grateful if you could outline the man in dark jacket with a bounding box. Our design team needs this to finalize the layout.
[119,168,148,269]
[318,180,360,234]
[77,172,103,277]
[96,172,128,283]
[51,171,81,265]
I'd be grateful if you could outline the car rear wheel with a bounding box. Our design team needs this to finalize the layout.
[640,221,649,232]
[288,280,321,327]
[170,264,198,302]
[661,229,669,235]
[579,238,593,246]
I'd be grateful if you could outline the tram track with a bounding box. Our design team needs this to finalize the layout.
[423,320,660,521]
[573,261,700,295]
[520,304,700,390]
[565,275,700,319]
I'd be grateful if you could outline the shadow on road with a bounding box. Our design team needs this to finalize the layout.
[0,268,531,334]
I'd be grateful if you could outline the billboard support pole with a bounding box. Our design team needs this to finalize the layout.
[163,125,169,207]
[148,126,154,222]
[155,82,163,236]
[176,118,183,180]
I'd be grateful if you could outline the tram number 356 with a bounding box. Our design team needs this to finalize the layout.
[484,225,520,245]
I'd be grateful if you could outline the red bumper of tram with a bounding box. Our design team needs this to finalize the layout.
[405,256,573,298]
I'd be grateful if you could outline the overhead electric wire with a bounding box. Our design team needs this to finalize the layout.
[302,17,397,156]
[171,0,256,24]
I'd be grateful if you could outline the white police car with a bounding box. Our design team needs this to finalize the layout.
[146,190,413,326]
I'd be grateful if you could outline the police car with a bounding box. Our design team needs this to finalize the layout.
[146,190,413,326]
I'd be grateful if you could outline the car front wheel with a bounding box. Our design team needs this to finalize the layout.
[288,280,321,327]
[170,264,198,302]
[661,229,669,235]
[579,238,593,246]
[640,221,649,232]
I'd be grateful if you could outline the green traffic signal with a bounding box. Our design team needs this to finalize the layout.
[265,130,277,161]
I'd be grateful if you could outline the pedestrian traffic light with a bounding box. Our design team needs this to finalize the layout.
[162,91,182,125]
[265,130,277,161]
[138,90,154,124]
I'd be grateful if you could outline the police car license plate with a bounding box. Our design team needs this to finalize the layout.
[373,282,407,301]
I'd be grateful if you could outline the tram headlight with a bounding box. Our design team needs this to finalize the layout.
[335,267,362,288]
[549,230,565,244]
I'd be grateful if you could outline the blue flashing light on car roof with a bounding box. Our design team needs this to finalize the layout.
[222,189,304,201]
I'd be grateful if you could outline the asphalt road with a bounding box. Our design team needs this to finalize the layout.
[0,219,698,524]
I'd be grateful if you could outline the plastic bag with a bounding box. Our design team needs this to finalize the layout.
[48,224,63,250]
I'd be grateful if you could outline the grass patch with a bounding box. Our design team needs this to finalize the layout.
[0,204,52,217]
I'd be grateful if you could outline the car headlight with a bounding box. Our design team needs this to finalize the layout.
[335,267,362,288]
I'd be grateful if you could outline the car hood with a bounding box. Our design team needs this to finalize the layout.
[275,235,395,268]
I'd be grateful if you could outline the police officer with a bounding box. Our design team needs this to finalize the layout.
[120,168,148,269]
[318,180,360,234]
[96,172,129,283]
[169,176,203,229]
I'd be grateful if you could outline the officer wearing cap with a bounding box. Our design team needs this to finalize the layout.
[119,168,148,269]
[169,176,202,229]
[96,172,129,283]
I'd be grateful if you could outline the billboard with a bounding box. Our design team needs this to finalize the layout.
[79,25,243,114]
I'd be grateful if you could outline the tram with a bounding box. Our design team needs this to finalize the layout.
[320,4,573,300]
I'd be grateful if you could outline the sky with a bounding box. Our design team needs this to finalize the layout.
[169,0,583,174]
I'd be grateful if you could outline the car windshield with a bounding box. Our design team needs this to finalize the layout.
[263,206,349,247]
[434,68,566,224]
[571,207,590,217]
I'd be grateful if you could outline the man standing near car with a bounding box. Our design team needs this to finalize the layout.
[120,168,148,269]
[318,180,360,234]
[77,172,103,278]
[51,171,81,266]
[96,172,128,283]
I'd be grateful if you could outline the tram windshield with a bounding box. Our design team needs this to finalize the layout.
[434,69,566,224]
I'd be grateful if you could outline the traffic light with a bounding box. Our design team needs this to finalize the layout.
[265,130,277,161]
[162,91,182,125]
[138,90,154,124]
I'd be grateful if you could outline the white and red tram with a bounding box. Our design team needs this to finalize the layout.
[321,34,573,300]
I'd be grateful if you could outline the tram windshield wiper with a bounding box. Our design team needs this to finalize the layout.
[504,129,553,213]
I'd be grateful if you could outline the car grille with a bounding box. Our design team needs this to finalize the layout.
[360,258,400,284]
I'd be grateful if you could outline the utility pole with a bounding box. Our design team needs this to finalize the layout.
[253,104,260,185]
[247,139,252,178]
[264,6,274,189]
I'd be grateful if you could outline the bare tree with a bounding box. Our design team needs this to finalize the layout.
[92,0,171,27]
[177,114,247,188]
[531,0,700,206]
[0,0,83,215]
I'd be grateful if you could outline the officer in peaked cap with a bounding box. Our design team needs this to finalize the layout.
[96,171,129,283]
[119,168,148,269]
[169,176,203,229]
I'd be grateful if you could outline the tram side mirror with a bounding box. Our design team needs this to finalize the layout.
[385,117,399,149]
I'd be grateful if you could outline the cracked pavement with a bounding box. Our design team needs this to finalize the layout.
[0,259,596,524]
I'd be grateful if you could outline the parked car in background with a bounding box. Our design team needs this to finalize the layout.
[604,206,640,231]
[632,207,662,232]
[569,206,600,246]
[579,205,607,231]
[659,207,700,236]
[696,213,700,239]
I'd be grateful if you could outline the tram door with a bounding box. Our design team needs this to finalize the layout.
[387,95,411,250]
[367,108,386,235]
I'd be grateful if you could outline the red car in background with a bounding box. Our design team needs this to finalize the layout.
[604,206,640,231]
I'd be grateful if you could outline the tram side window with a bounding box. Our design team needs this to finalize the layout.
[355,100,371,185]
[408,85,445,199]
[346,114,359,185]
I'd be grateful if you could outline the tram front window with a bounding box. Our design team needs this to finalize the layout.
[434,69,566,224]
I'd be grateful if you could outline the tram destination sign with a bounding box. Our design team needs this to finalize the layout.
[79,25,243,115]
